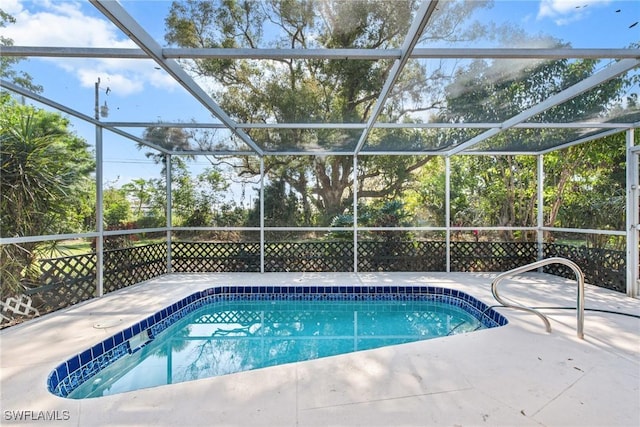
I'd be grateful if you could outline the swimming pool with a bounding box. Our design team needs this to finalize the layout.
[48,285,508,399]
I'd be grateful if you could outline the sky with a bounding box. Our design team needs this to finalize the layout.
[2,0,639,188]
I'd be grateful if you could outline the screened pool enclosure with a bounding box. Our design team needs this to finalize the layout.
[1,0,639,326]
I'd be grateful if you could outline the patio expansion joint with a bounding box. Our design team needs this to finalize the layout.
[299,386,475,412]
[528,369,587,419]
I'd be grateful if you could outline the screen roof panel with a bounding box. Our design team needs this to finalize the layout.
[181,58,394,125]
[417,0,639,49]
[524,65,640,124]
[362,127,485,152]
[114,126,254,154]
[470,127,620,153]
[120,0,419,50]
[246,127,363,153]
[1,0,638,157]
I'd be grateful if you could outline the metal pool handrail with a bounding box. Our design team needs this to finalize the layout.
[491,257,585,339]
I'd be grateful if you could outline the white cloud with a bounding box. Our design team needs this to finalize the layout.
[1,0,23,15]
[3,0,179,96]
[3,0,133,48]
[76,68,144,96]
[537,0,613,25]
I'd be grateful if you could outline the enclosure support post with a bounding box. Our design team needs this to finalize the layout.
[445,156,451,273]
[537,154,545,262]
[95,129,104,296]
[260,157,265,273]
[626,129,638,297]
[353,155,359,273]
[95,79,104,297]
[166,153,172,273]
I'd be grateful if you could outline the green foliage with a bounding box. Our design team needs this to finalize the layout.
[172,164,231,227]
[329,200,412,242]
[0,98,94,294]
[440,55,634,151]
[449,155,537,235]
[121,178,153,218]
[403,157,445,227]
[214,204,248,227]
[103,187,131,227]
[0,99,95,235]
[328,213,354,241]
[544,134,627,248]
[246,179,301,230]
[365,200,413,242]
[150,2,634,247]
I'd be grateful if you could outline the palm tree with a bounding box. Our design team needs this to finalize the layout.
[0,99,94,295]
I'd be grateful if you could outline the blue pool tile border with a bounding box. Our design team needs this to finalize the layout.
[48,285,508,398]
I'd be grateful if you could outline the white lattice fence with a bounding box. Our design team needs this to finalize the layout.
[0,294,40,327]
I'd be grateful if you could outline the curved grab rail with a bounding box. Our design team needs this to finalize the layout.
[491,257,585,339]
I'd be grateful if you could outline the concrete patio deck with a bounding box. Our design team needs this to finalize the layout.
[1,272,638,426]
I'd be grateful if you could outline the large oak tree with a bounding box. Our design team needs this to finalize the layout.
[162,0,494,224]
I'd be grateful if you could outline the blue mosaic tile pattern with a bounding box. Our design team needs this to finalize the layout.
[47,285,507,398]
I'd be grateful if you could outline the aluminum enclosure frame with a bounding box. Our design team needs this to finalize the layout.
[0,0,638,296]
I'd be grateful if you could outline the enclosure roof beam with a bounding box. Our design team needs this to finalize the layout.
[354,0,440,154]
[159,149,466,156]
[456,151,540,156]
[103,122,370,130]
[446,58,640,156]
[188,150,356,156]
[374,122,635,129]
[0,46,148,58]
[4,46,639,60]
[167,47,640,60]
[102,121,634,130]
[0,79,171,154]
[89,0,265,157]
[168,150,258,156]
[167,48,401,60]
[411,48,640,59]
[103,122,229,129]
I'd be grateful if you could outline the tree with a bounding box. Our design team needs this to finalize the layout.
[103,186,131,227]
[178,166,231,227]
[446,155,537,241]
[139,126,193,176]
[163,0,495,225]
[432,50,635,241]
[122,178,153,218]
[246,179,301,233]
[1,98,94,295]
[544,134,628,248]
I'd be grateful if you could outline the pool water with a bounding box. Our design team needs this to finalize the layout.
[69,299,484,398]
